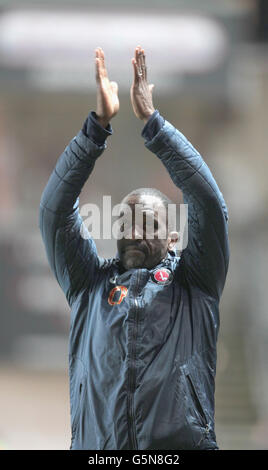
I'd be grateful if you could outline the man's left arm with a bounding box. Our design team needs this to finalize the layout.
[143,111,230,300]
[131,45,229,300]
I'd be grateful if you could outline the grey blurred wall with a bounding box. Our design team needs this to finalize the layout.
[0,0,267,450]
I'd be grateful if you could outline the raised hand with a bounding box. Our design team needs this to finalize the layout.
[95,47,119,128]
[130,45,155,123]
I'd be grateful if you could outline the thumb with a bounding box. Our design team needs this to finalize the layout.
[110,81,118,94]
[149,84,155,93]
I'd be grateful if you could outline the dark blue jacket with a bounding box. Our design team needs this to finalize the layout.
[39,110,229,450]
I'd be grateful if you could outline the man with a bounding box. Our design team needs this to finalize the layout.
[39,45,229,450]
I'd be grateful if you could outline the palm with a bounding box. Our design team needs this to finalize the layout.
[131,45,155,121]
[98,76,119,118]
[95,47,119,123]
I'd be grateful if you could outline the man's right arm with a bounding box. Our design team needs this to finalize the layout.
[39,113,112,306]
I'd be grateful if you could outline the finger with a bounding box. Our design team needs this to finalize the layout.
[95,48,102,81]
[136,45,146,80]
[135,45,141,61]
[135,45,142,71]
[132,57,140,83]
[95,47,102,62]
[134,48,144,80]
[99,47,105,64]
[95,55,101,82]
[141,48,147,81]
[138,45,143,69]
[100,47,108,78]
[96,47,107,79]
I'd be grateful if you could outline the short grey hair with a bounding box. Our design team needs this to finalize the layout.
[121,187,177,232]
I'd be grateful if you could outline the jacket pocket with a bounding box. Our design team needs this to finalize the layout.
[185,370,207,426]
[71,374,87,436]
[184,367,212,446]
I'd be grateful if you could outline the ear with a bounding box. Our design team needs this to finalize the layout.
[167,231,179,251]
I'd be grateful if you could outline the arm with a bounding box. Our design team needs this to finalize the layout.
[131,46,229,300]
[39,47,119,306]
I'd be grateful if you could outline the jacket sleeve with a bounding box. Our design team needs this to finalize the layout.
[39,113,112,306]
[142,111,229,300]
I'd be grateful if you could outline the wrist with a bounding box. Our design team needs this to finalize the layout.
[142,110,156,124]
[95,114,110,129]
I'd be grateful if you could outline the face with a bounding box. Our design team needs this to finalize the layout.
[116,194,178,271]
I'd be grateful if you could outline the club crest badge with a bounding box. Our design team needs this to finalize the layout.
[151,268,173,285]
[108,286,128,305]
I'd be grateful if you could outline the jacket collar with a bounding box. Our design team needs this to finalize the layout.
[112,249,177,274]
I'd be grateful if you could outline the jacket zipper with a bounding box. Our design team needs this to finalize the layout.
[186,372,211,445]
[127,273,140,450]
[197,422,211,447]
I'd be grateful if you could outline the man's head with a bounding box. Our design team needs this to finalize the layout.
[116,188,179,271]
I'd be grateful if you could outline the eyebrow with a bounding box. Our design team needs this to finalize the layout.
[118,208,162,219]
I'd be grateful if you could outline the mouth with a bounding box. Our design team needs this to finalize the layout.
[124,246,145,256]
[124,244,149,256]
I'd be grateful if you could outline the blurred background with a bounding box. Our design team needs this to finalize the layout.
[0,0,267,450]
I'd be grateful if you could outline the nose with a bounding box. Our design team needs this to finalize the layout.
[131,223,143,240]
